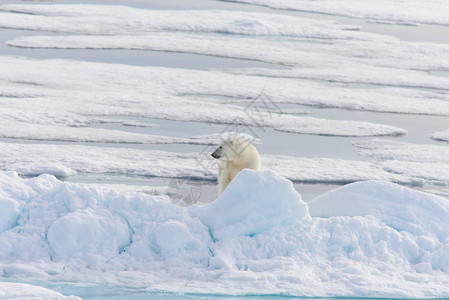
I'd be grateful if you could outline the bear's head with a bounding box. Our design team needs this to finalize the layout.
[211,137,255,163]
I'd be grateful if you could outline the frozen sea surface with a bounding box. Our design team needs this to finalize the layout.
[1,0,449,298]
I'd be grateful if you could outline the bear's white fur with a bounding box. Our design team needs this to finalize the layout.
[211,137,261,195]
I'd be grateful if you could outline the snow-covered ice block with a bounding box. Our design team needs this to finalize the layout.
[308,180,449,240]
[194,169,309,239]
[0,197,20,234]
[155,220,194,253]
[47,208,131,260]
[1,170,449,296]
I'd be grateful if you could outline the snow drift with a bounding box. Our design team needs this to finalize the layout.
[0,282,80,300]
[1,170,449,297]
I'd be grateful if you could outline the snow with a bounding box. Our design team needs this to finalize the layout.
[220,0,449,26]
[1,170,449,297]
[4,4,449,72]
[432,129,449,143]
[0,55,407,138]
[0,4,356,37]
[1,0,449,297]
[5,163,77,178]
[7,33,449,117]
[1,5,449,125]
[354,139,449,163]
[155,220,194,254]
[0,57,406,138]
[47,208,131,261]
[0,107,234,144]
[193,170,309,239]
[0,197,19,233]
[353,139,449,187]
[308,180,449,240]
[0,282,81,300]
[8,33,449,93]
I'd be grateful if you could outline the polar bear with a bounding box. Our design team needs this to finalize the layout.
[211,137,261,195]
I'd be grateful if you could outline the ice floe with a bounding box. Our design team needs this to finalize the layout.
[9,34,449,96]
[353,139,449,187]
[1,170,449,297]
[5,4,449,77]
[0,55,407,137]
[0,4,447,135]
[0,120,212,144]
[354,139,449,163]
[8,32,449,80]
[0,4,358,37]
[4,4,449,71]
[221,0,449,26]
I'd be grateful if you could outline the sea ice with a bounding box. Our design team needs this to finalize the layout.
[0,282,81,300]
[8,33,449,92]
[1,4,449,124]
[432,129,449,143]
[5,163,77,178]
[0,55,408,138]
[220,0,449,26]
[2,137,448,189]
[4,4,449,72]
[0,4,356,37]
[1,170,449,297]
[353,139,449,163]
[353,139,449,187]
[193,170,309,239]
[0,141,416,184]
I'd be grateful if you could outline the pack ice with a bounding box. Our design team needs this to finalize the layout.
[1,169,449,297]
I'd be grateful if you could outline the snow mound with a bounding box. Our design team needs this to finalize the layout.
[194,169,308,239]
[47,208,131,260]
[155,220,194,254]
[308,180,449,240]
[1,171,449,297]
